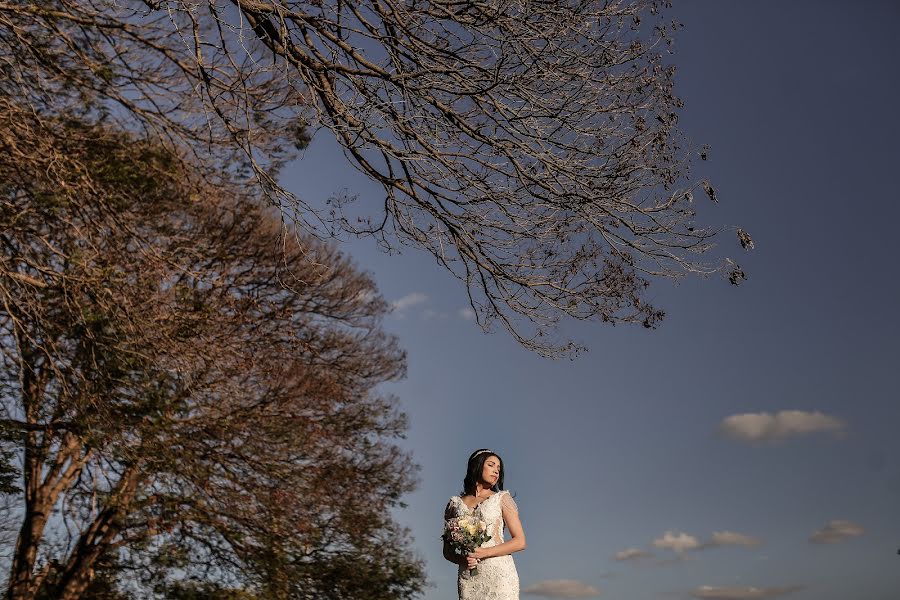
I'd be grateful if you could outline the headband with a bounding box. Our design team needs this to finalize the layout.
[471,449,494,459]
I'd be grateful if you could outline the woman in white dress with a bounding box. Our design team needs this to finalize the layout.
[443,448,527,600]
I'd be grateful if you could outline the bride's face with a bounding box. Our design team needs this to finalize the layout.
[480,455,501,487]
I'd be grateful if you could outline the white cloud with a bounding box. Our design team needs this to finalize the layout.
[459,307,476,320]
[705,530,762,548]
[652,531,700,554]
[717,410,846,443]
[614,548,652,561]
[638,529,760,561]
[390,292,427,312]
[523,580,601,598]
[809,519,864,544]
[422,308,448,320]
[691,585,803,599]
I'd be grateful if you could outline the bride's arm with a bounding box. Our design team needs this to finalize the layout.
[479,493,526,559]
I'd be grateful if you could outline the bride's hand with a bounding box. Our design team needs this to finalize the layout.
[465,556,478,570]
[469,548,490,561]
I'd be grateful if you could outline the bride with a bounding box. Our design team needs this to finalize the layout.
[443,448,527,600]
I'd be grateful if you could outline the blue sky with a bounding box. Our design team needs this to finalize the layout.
[281,2,900,599]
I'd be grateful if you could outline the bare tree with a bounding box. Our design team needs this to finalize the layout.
[0,0,750,356]
[0,102,424,599]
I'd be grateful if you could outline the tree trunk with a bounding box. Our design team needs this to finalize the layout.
[7,366,49,600]
[55,465,141,600]
[6,497,49,600]
[6,424,88,599]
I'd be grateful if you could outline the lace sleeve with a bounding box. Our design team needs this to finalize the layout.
[444,498,456,521]
[500,491,518,515]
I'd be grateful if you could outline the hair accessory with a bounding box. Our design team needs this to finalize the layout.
[471,449,493,459]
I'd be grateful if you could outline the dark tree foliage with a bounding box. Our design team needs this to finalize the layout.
[0,102,425,600]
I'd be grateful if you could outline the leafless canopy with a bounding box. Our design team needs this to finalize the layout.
[1,0,747,356]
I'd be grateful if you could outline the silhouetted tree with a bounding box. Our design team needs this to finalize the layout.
[0,102,424,599]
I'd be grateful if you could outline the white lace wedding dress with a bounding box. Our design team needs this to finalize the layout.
[445,490,520,600]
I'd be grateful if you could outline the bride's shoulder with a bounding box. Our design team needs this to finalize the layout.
[447,494,468,507]
[444,496,459,519]
[498,490,519,511]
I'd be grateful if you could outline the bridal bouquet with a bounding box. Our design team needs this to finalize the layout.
[442,514,492,577]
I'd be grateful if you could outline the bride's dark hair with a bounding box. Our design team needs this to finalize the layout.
[461,448,504,496]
